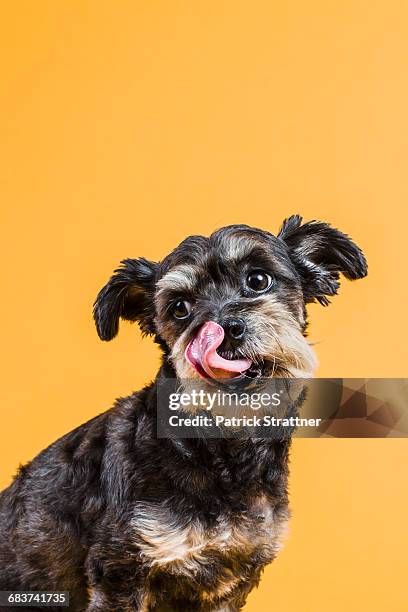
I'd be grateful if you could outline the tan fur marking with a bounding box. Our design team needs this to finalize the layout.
[200,572,240,602]
[221,235,259,261]
[169,327,202,381]
[156,264,200,294]
[244,295,317,377]
[132,497,288,577]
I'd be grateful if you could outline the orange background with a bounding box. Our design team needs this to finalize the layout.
[1,2,408,610]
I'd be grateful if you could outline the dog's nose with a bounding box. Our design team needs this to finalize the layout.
[224,318,247,341]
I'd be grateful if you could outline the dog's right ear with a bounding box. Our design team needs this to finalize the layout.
[93,258,158,341]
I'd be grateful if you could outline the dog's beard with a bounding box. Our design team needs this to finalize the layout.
[243,301,317,378]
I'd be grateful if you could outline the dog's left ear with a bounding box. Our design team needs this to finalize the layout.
[93,258,158,341]
[278,215,367,305]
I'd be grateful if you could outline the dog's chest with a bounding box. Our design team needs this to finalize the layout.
[131,495,287,599]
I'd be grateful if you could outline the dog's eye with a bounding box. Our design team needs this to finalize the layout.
[172,300,192,320]
[246,270,273,292]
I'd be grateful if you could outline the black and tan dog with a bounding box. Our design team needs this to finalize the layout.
[0,216,367,611]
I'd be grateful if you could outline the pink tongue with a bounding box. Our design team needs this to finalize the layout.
[185,321,252,380]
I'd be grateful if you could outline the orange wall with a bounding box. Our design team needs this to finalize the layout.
[1,2,407,610]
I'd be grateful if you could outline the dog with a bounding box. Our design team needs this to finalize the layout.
[0,216,367,611]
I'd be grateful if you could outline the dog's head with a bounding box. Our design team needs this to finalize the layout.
[94,216,367,383]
